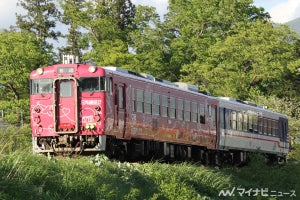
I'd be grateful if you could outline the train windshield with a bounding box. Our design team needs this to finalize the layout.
[80,77,106,92]
[30,79,53,94]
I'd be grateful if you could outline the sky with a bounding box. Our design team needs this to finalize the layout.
[1,0,300,30]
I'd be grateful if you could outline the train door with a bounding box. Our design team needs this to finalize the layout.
[218,107,226,148]
[279,117,288,151]
[53,77,78,133]
[207,104,217,148]
[114,83,126,138]
[208,104,217,133]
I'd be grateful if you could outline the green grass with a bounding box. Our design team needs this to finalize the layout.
[1,125,299,200]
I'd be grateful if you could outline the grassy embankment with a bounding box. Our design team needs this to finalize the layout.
[0,125,299,200]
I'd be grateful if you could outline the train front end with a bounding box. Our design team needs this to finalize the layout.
[30,64,106,155]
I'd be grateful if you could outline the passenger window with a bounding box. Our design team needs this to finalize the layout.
[248,114,253,132]
[231,111,237,130]
[192,102,198,122]
[271,120,276,136]
[253,114,258,133]
[219,107,225,128]
[274,120,279,136]
[178,99,183,120]
[118,86,125,109]
[136,89,144,113]
[184,100,191,121]
[145,91,152,114]
[170,97,176,119]
[243,113,248,132]
[268,119,272,135]
[132,88,136,112]
[199,104,205,124]
[162,95,168,117]
[153,93,160,116]
[107,77,113,93]
[237,112,243,131]
[258,116,263,134]
[263,118,268,135]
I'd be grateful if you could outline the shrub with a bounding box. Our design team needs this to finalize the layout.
[0,99,29,125]
[0,125,32,155]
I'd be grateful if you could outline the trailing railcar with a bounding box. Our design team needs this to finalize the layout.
[30,63,289,164]
[102,66,218,161]
[217,97,289,164]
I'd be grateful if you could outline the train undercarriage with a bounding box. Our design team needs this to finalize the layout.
[32,135,106,156]
[105,137,251,166]
[33,134,286,165]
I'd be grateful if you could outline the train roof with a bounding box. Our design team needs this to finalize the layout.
[102,66,212,98]
[218,97,288,118]
[30,64,288,119]
[102,66,288,118]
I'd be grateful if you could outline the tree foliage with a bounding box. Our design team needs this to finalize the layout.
[0,31,49,100]
[59,0,86,58]
[16,0,60,52]
[197,22,300,99]
[165,0,271,84]
[128,6,173,79]
[3,0,300,136]
[60,0,136,66]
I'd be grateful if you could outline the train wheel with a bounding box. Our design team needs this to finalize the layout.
[214,151,223,167]
[278,156,287,165]
[233,151,249,166]
[265,154,277,165]
[204,151,210,165]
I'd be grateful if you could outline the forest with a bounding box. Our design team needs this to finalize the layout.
[1,0,300,143]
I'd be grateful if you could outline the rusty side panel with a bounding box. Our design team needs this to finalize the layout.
[104,73,218,150]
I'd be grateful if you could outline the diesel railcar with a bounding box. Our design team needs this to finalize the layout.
[30,63,289,164]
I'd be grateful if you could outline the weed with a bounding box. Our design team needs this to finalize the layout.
[0,126,299,199]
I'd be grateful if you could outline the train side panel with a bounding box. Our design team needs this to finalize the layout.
[104,71,218,150]
[217,98,289,157]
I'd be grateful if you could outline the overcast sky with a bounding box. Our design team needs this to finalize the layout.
[1,0,300,30]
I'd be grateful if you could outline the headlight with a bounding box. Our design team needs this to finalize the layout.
[37,68,44,75]
[88,66,96,73]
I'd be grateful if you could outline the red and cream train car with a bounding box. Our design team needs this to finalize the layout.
[30,63,289,164]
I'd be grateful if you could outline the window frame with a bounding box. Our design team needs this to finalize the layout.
[144,91,152,114]
[136,89,144,113]
[199,104,205,124]
[79,76,106,92]
[30,78,53,94]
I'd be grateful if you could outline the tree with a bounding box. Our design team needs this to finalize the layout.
[164,0,270,85]
[16,0,60,51]
[128,5,173,79]
[74,0,136,65]
[194,21,299,99]
[0,30,49,100]
[59,0,86,58]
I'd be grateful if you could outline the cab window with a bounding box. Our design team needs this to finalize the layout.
[80,77,106,92]
[30,79,53,94]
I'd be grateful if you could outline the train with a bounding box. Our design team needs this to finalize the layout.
[30,61,289,165]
